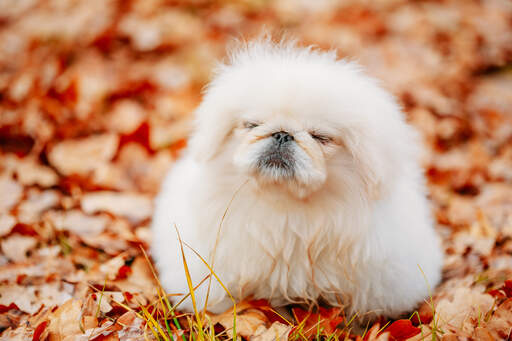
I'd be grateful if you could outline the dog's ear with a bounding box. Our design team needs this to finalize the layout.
[344,130,389,200]
[188,97,235,162]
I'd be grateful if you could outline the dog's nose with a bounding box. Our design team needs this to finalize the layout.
[272,131,294,144]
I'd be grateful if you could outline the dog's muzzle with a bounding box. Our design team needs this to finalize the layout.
[256,131,296,177]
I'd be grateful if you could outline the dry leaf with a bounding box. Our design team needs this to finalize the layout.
[0,235,37,262]
[81,191,152,223]
[17,189,59,224]
[212,308,268,338]
[0,176,23,213]
[45,209,109,237]
[0,214,16,237]
[47,299,83,341]
[435,287,494,335]
[48,134,119,176]
[252,321,292,341]
[12,157,59,187]
[484,298,512,339]
[0,283,73,315]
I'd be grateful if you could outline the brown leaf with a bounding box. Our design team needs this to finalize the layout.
[81,191,152,223]
[252,321,292,341]
[45,209,109,237]
[435,287,494,335]
[0,283,73,315]
[17,189,60,224]
[0,235,37,262]
[484,298,512,340]
[47,299,83,341]
[48,134,119,176]
[212,308,268,338]
[0,175,23,213]
[0,214,17,237]
[12,157,59,188]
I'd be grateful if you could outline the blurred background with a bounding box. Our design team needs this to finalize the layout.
[1,0,512,339]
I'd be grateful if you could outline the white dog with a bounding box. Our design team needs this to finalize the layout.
[151,40,443,318]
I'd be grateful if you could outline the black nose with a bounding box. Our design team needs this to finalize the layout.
[272,131,294,144]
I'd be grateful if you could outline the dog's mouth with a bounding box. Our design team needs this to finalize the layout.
[255,144,296,179]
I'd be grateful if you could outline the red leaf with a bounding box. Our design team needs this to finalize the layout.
[32,320,48,341]
[488,289,506,298]
[124,291,134,302]
[248,299,288,324]
[382,319,421,340]
[47,80,78,106]
[410,311,433,325]
[487,279,512,298]
[329,316,344,331]
[116,265,132,279]
[16,274,27,284]
[118,122,152,154]
[0,303,19,313]
[503,280,512,298]
[11,223,38,237]
[0,125,35,157]
[293,307,311,325]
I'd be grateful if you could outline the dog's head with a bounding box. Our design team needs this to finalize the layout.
[188,40,418,199]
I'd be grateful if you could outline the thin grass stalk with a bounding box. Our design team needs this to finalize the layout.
[174,224,205,341]
[140,246,187,341]
[203,180,248,319]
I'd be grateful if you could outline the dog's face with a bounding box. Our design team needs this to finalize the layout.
[188,42,414,199]
[230,106,341,198]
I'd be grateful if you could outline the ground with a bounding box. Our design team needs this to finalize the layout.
[0,0,512,340]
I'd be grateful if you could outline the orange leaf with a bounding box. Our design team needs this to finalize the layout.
[292,306,343,338]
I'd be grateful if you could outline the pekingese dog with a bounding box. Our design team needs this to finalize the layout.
[151,40,443,318]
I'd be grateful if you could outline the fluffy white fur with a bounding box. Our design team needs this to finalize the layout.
[151,40,443,318]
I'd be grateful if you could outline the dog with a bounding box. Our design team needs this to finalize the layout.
[151,39,443,318]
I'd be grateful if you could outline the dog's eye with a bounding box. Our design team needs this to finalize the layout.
[243,121,260,129]
[310,132,332,144]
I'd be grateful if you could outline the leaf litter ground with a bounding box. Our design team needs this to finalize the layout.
[1,0,512,340]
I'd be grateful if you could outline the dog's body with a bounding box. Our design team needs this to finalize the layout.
[151,40,443,318]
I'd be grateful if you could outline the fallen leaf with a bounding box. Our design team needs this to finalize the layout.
[99,254,126,280]
[252,321,292,341]
[47,299,83,341]
[17,189,60,224]
[473,327,495,341]
[484,298,512,340]
[292,306,343,337]
[0,235,37,262]
[48,134,119,176]
[435,287,494,335]
[105,100,146,134]
[81,191,152,223]
[212,307,268,338]
[0,176,23,213]
[32,320,49,341]
[0,214,16,237]
[45,209,109,237]
[381,319,421,341]
[0,283,73,315]
[12,157,59,188]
